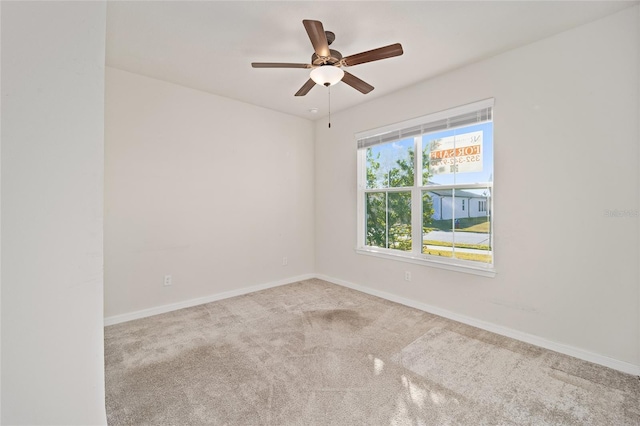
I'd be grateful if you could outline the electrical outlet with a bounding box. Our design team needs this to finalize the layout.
[164,275,172,286]
[282,257,288,266]
[404,271,411,282]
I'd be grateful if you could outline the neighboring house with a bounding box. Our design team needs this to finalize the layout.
[429,189,490,221]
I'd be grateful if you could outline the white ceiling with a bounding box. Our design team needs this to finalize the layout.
[106,1,637,120]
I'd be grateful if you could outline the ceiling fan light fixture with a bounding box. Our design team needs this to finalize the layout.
[310,65,344,87]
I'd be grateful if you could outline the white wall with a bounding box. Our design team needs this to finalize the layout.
[315,7,640,369]
[104,68,315,318]
[1,2,107,425]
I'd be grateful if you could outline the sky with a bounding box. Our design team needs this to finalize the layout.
[368,121,494,188]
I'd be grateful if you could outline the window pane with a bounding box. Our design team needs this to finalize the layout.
[388,192,412,251]
[365,192,386,248]
[366,191,412,251]
[422,189,453,257]
[453,188,492,263]
[366,138,414,189]
[422,189,492,264]
[422,122,493,186]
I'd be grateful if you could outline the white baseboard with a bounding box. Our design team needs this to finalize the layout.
[316,274,640,377]
[103,273,316,326]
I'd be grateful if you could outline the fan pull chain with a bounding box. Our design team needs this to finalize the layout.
[328,85,331,128]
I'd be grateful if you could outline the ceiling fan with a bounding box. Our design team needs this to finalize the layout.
[251,19,404,96]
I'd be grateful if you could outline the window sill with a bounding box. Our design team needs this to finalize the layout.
[355,247,496,278]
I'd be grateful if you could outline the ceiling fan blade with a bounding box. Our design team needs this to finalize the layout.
[252,62,312,69]
[341,71,374,94]
[294,78,316,96]
[342,43,404,67]
[303,20,330,58]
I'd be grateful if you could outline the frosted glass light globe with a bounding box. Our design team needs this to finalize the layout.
[310,66,344,87]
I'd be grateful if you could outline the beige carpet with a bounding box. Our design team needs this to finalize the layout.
[105,279,640,425]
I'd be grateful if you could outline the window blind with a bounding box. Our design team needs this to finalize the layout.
[356,99,493,150]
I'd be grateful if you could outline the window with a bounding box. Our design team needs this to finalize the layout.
[356,99,494,274]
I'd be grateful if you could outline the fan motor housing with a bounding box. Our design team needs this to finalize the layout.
[311,49,343,66]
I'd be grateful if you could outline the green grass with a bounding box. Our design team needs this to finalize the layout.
[423,240,490,251]
[422,248,492,263]
[428,216,490,233]
[461,221,490,233]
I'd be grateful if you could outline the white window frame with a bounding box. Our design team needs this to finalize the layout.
[355,99,495,277]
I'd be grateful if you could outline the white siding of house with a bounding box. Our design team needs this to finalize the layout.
[430,193,443,220]
[429,193,489,221]
[469,198,489,219]
[469,198,481,218]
